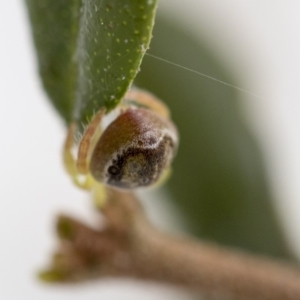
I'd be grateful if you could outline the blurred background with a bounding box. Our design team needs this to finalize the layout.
[1,0,300,299]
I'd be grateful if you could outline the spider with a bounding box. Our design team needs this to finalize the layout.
[63,88,179,206]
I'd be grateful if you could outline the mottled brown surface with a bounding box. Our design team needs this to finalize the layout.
[90,108,178,188]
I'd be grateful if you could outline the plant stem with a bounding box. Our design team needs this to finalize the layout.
[42,189,300,300]
[132,224,300,300]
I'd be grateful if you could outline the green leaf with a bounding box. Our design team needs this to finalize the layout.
[25,0,81,123]
[25,0,157,127]
[136,16,293,260]
[74,0,157,126]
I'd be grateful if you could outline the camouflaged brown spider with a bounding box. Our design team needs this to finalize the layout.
[63,88,179,206]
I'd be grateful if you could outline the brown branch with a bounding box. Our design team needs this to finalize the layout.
[40,188,300,300]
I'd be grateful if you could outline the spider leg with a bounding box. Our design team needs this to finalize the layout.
[76,108,106,174]
[63,122,77,178]
[63,123,93,189]
[92,182,107,208]
[124,88,170,118]
[63,107,105,190]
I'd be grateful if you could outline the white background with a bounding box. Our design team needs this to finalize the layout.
[1,1,300,299]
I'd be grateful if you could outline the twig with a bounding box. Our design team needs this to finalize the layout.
[40,188,300,300]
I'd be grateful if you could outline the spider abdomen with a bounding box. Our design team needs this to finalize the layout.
[90,108,178,189]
